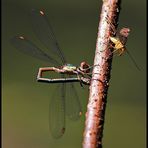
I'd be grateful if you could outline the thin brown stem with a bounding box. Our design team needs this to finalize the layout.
[83,0,121,148]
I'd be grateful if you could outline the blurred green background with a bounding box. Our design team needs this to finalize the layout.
[2,0,146,148]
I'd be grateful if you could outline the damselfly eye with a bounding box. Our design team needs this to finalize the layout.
[80,61,89,69]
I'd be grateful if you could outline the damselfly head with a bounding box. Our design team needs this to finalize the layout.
[80,61,90,73]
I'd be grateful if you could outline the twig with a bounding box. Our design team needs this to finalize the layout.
[82,0,121,148]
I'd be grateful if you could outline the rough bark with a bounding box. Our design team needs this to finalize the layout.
[83,0,121,148]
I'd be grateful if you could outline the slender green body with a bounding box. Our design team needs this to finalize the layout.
[63,64,77,71]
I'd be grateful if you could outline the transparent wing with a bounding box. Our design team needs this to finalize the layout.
[65,81,82,121]
[30,9,66,64]
[49,83,66,138]
[11,36,60,66]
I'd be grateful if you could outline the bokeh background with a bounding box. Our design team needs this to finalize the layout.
[2,0,146,148]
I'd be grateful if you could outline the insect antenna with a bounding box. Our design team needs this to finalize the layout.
[126,50,141,71]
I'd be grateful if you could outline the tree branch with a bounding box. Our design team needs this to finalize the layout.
[83,0,121,147]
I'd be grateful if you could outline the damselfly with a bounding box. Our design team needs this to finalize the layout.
[11,9,91,138]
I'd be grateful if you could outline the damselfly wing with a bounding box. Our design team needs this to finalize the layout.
[11,9,83,138]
